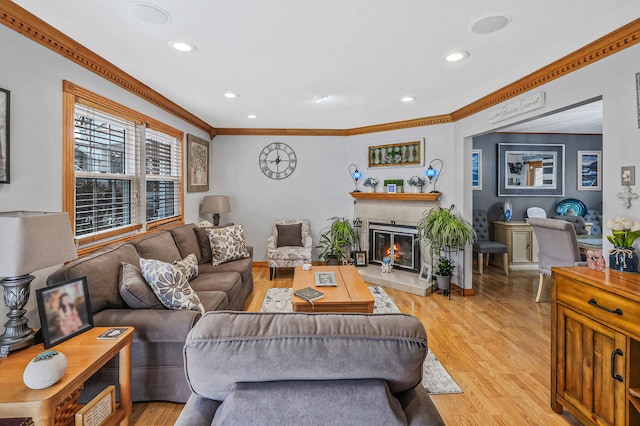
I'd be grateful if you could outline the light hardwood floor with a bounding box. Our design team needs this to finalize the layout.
[131,265,581,425]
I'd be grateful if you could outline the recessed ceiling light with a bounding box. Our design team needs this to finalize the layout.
[247,114,258,119]
[470,14,511,34]
[129,3,171,25]
[224,92,239,98]
[312,95,329,103]
[401,96,415,102]
[171,41,197,52]
[445,51,469,62]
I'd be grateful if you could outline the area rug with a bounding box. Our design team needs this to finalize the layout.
[260,286,462,395]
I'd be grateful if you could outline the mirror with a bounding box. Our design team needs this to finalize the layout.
[498,143,565,196]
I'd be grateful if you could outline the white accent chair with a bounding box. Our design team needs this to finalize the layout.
[267,220,312,280]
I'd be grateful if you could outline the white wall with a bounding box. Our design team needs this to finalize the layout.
[211,123,456,262]
[0,25,212,327]
[456,42,640,287]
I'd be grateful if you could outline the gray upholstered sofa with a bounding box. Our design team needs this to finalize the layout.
[46,223,254,403]
[176,311,445,425]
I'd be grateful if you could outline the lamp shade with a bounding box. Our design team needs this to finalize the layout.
[200,195,231,214]
[0,211,78,277]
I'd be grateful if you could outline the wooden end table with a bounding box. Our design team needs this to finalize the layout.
[292,265,374,313]
[0,327,134,426]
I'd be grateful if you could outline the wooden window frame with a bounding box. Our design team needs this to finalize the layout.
[63,81,184,252]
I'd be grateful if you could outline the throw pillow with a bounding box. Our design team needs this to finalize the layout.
[139,258,205,314]
[195,223,235,264]
[206,224,251,266]
[174,253,199,281]
[276,223,303,247]
[118,262,164,309]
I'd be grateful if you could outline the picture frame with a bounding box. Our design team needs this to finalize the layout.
[368,139,424,168]
[419,264,432,283]
[0,87,9,184]
[387,183,397,193]
[498,143,565,197]
[577,150,601,190]
[471,149,482,190]
[314,271,337,286]
[186,134,210,192]
[621,165,636,186]
[353,251,367,267]
[75,385,116,426]
[36,277,94,349]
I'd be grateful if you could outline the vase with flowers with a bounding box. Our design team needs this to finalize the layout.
[407,176,426,193]
[606,216,640,272]
[362,177,378,193]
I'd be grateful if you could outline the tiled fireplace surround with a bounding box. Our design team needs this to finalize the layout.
[353,194,440,296]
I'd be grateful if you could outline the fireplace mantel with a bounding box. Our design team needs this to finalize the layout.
[350,192,441,201]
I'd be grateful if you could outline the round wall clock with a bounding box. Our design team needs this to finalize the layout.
[258,142,297,180]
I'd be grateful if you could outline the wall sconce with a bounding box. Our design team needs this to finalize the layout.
[349,164,362,192]
[424,159,443,193]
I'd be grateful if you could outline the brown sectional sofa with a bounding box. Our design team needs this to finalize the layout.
[46,223,254,403]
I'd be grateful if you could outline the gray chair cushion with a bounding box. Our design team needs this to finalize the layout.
[212,380,407,426]
[473,240,508,253]
[276,223,303,247]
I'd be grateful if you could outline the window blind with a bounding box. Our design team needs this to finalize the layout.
[74,104,141,237]
[145,127,182,224]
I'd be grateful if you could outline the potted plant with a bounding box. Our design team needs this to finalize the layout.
[363,177,378,193]
[416,205,476,259]
[434,257,455,292]
[316,217,356,265]
[407,176,426,193]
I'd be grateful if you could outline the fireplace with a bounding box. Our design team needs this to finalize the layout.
[368,222,420,273]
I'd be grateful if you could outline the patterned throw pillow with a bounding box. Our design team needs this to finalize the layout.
[206,224,251,266]
[118,262,163,309]
[139,258,205,314]
[174,253,199,281]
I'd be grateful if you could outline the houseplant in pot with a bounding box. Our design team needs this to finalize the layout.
[434,257,455,293]
[416,205,476,289]
[316,217,356,265]
[363,177,378,193]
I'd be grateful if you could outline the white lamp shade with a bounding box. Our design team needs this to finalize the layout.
[0,211,78,277]
[200,196,231,214]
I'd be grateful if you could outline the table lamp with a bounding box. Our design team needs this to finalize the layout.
[425,159,443,193]
[200,195,231,226]
[0,211,78,356]
[348,164,362,192]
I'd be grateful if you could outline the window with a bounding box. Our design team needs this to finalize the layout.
[64,81,184,249]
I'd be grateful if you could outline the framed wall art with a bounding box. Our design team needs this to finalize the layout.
[187,134,209,192]
[368,139,423,168]
[498,143,565,197]
[0,87,9,184]
[621,165,636,186]
[577,150,601,190]
[472,149,482,190]
[36,277,94,349]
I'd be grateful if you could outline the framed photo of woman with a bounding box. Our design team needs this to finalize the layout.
[36,277,94,348]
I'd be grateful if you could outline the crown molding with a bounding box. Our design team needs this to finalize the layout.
[0,1,215,136]
[215,128,348,137]
[451,18,640,121]
[2,2,639,137]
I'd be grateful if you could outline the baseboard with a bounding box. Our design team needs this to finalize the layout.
[451,283,475,296]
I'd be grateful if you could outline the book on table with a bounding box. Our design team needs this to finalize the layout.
[97,327,129,340]
[293,287,324,302]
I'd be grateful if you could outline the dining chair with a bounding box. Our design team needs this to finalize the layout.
[472,210,509,275]
[528,218,585,302]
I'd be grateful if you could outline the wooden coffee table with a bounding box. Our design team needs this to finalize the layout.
[292,265,374,313]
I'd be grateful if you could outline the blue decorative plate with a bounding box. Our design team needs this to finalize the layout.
[555,198,587,217]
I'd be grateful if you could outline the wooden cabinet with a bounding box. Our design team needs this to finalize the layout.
[492,221,538,271]
[551,267,640,426]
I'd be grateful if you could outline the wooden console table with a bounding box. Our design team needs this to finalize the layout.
[0,327,133,426]
[551,267,640,425]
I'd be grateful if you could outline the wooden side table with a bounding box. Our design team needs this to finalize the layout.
[0,327,133,426]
